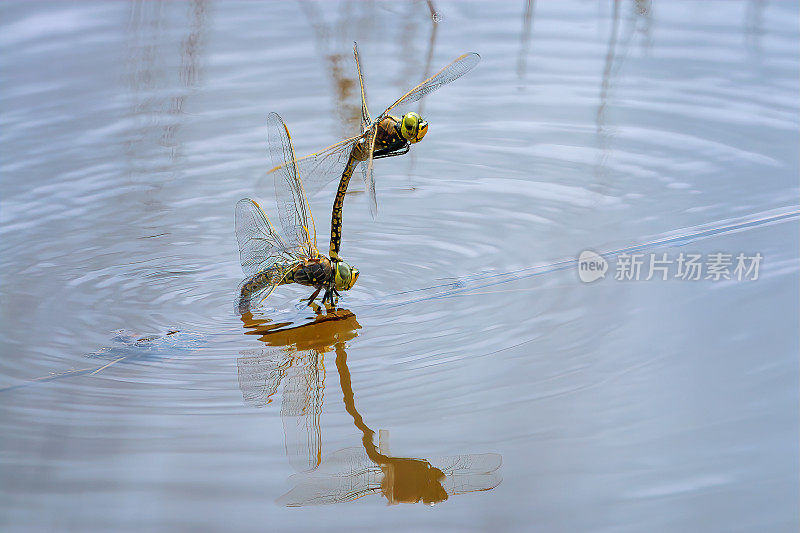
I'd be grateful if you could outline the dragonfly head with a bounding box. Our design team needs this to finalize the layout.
[333,260,359,291]
[400,112,428,144]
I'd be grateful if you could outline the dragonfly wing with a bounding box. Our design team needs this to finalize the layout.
[281,350,325,473]
[235,198,293,277]
[360,128,379,218]
[312,446,375,475]
[440,469,502,496]
[277,447,381,506]
[278,472,378,506]
[267,112,319,258]
[380,52,481,119]
[261,136,359,204]
[432,453,502,475]
[294,137,359,196]
[237,347,292,407]
[353,42,372,132]
[432,453,503,496]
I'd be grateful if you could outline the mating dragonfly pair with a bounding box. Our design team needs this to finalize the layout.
[236,43,480,312]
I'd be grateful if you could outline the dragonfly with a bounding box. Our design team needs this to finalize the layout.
[277,439,503,506]
[267,42,480,261]
[235,112,359,313]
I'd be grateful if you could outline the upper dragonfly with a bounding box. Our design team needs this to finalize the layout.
[235,112,359,313]
[266,42,480,261]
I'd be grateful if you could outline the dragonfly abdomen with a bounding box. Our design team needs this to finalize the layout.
[329,155,360,259]
[237,264,293,313]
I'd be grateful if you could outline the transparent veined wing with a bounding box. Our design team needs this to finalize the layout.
[278,470,379,506]
[353,42,372,133]
[432,452,502,476]
[264,132,374,219]
[261,134,360,206]
[237,345,325,473]
[378,51,481,120]
[267,112,321,258]
[280,350,325,473]
[432,453,503,496]
[237,347,294,407]
[235,197,295,277]
[353,42,378,218]
[291,136,360,198]
[277,447,381,507]
[307,446,375,476]
[360,128,378,218]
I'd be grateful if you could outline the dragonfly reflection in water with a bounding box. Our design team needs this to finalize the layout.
[238,310,359,472]
[237,310,502,505]
[266,43,480,261]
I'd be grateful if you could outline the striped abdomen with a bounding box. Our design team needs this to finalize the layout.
[330,117,405,258]
[237,263,294,313]
[329,154,359,259]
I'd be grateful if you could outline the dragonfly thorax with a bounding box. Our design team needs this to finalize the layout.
[291,257,334,287]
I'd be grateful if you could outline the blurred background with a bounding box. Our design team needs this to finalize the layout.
[0,1,797,532]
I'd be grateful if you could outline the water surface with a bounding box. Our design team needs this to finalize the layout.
[1,1,798,532]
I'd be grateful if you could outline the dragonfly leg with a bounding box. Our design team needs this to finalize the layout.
[321,286,340,307]
[373,143,410,160]
[305,287,323,306]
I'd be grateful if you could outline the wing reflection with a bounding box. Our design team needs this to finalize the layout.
[238,309,359,472]
[237,308,501,505]
[280,442,502,507]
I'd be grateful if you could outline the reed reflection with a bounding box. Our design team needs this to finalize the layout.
[237,309,502,505]
[299,1,362,134]
[124,0,207,199]
[596,0,652,136]
[594,0,652,192]
[517,0,535,84]
[745,0,765,55]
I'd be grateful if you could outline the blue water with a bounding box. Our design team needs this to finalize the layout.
[1,1,798,532]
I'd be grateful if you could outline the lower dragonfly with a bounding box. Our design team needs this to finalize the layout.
[267,42,480,262]
[235,113,359,313]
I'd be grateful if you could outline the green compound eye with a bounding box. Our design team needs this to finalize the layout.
[333,262,358,291]
[401,112,424,142]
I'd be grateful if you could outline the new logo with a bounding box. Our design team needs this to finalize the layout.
[578,250,608,283]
